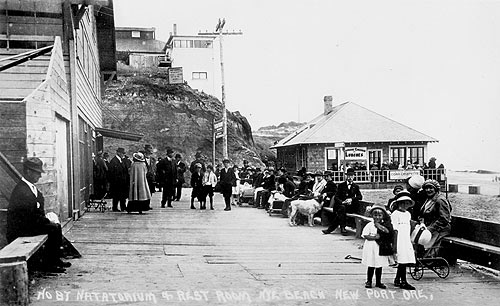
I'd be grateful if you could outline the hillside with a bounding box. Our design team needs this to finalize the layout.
[252,121,305,162]
[102,69,264,167]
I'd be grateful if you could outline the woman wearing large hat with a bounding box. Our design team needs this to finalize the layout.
[126,152,151,214]
[420,179,452,257]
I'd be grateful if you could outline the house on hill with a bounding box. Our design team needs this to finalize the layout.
[272,96,443,185]
[115,26,169,69]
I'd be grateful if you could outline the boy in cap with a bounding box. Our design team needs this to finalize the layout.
[7,157,71,272]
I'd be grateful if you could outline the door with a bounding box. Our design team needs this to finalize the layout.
[55,116,71,219]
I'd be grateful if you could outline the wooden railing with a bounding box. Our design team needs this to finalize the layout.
[329,168,446,185]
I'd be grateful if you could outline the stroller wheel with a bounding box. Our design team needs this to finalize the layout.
[408,262,424,280]
[432,258,450,279]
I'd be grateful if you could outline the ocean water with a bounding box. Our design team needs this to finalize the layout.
[446,170,500,196]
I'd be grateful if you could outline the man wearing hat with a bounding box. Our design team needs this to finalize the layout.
[108,147,129,212]
[143,144,157,196]
[174,153,187,201]
[7,157,70,272]
[219,159,236,211]
[323,168,363,235]
[157,148,178,208]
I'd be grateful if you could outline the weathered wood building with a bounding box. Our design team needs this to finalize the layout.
[0,0,118,246]
[272,96,442,185]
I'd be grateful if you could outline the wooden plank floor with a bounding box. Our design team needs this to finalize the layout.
[30,190,500,305]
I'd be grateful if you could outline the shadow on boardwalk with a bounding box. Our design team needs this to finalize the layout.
[30,190,500,305]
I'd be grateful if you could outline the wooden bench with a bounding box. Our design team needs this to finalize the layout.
[0,234,48,305]
[441,216,500,270]
[345,201,373,238]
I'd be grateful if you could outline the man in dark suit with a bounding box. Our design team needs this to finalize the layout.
[7,157,70,272]
[108,147,129,211]
[322,168,363,235]
[143,144,157,195]
[174,153,186,201]
[219,159,236,211]
[157,148,177,208]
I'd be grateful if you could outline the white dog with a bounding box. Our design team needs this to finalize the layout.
[289,197,323,227]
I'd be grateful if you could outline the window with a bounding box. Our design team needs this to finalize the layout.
[192,72,208,80]
[390,147,406,168]
[131,31,140,38]
[408,147,424,167]
[174,40,181,48]
[326,148,339,171]
[368,150,382,168]
[193,40,214,48]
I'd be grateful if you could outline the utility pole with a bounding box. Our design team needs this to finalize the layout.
[199,19,242,159]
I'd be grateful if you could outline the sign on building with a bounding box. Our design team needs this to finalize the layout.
[344,147,367,159]
[168,67,183,84]
[389,170,421,181]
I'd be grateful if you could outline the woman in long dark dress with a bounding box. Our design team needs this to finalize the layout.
[127,152,152,214]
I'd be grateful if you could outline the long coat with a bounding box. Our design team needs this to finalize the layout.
[108,156,129,199]
[145,156,157,193]
[421,192,452,235]
[6,180,50,243]
[219,167,236,197]
[129,161,152,201]
[157,157,177,195]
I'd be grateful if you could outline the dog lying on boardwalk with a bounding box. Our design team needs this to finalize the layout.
[289,196,323,227]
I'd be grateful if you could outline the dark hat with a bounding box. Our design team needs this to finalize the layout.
[166,148,174,154]
[116,147,126,154]
[393,184,404,195]
[323,170,333,177]
[175,153,182,159]
[144,144,153,152]
[346,168,355,175]
[222,158,231,163]
[195,151,202,158]
[23,157,44,173]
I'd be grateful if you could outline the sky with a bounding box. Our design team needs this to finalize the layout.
[114,0,500,172]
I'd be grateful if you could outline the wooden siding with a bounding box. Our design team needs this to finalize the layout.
[23,37,71,215]
[74,8,102,128]
[0,102,26,172]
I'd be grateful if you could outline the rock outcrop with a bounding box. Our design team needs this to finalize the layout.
[102,70,264,168]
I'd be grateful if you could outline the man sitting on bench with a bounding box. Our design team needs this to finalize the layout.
[322,168,363,235]
[6,157,71,273]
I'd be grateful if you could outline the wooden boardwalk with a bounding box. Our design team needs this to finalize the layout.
[30,190,500,305]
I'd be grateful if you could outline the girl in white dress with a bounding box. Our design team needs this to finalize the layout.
[362,203,393,289]
[390,191,416,290]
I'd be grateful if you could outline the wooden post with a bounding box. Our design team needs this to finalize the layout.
[0,261,29,306]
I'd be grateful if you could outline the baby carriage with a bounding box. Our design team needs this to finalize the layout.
[239,182,255,205]
[407,224,450,280]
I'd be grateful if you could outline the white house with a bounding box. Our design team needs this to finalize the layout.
[164,34,217,97]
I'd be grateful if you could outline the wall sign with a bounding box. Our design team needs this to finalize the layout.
[168,67,184,84]
[344,147,367,159]
[389,170,421,180]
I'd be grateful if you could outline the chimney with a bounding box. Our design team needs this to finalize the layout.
[173,24,177,35]
[324,95,333,115]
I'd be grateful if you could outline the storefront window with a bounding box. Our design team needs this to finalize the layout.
[390,147,406,169]
[408,147,424,167]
